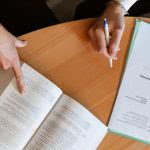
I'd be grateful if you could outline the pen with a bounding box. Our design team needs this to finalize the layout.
[103,18,112,68]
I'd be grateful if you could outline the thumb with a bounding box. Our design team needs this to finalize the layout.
[15,38,27,48]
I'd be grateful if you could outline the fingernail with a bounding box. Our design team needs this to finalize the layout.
[113,57,118,60]
[19,82,25,94]
[23,40,28,46]
[25,41,28,45]
[20,86,25,94]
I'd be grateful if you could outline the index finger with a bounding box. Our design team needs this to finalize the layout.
[94,28,111,59]
[13,60,25,94]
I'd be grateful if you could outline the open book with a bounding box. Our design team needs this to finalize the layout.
[0,63,107,150]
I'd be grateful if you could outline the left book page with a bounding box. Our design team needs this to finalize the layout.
[0,63,62,150]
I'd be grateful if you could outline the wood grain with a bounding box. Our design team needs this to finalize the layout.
[18,17,150,150]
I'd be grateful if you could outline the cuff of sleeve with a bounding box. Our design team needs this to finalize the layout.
[115,0,137,11]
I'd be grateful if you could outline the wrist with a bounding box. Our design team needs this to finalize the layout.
[107,1,127,16]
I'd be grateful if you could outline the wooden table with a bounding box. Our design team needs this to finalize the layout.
[18,17,150,150]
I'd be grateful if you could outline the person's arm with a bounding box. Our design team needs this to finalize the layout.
[0,24,27,93]
[88,0,137,60]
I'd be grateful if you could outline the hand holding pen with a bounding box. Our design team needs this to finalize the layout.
[88,3,125,67]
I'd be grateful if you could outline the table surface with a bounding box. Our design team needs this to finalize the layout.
[19,17,150,150]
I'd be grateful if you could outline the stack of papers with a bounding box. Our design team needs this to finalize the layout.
[108,20,150,144]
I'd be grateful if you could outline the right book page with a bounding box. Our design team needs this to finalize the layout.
[25,94,108,150]
[108,21,150,144]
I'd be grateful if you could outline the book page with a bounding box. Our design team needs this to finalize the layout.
[0,63,62,150]
[109,21,150,144]
[25,94,108,150]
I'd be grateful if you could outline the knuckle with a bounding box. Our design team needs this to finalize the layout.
[12,57,19,64]
[99,49,106,55]
[2,63,9,70]
[116,26,124,33]
[94,27,102,34]
[1,59,8,70]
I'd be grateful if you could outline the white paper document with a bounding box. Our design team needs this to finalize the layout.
[109,21,150,144]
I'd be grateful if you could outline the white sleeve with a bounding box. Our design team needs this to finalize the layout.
[116,0,138,11]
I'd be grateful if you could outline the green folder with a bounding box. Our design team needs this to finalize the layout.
[108,19,150,145]
[126,19,141,62]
